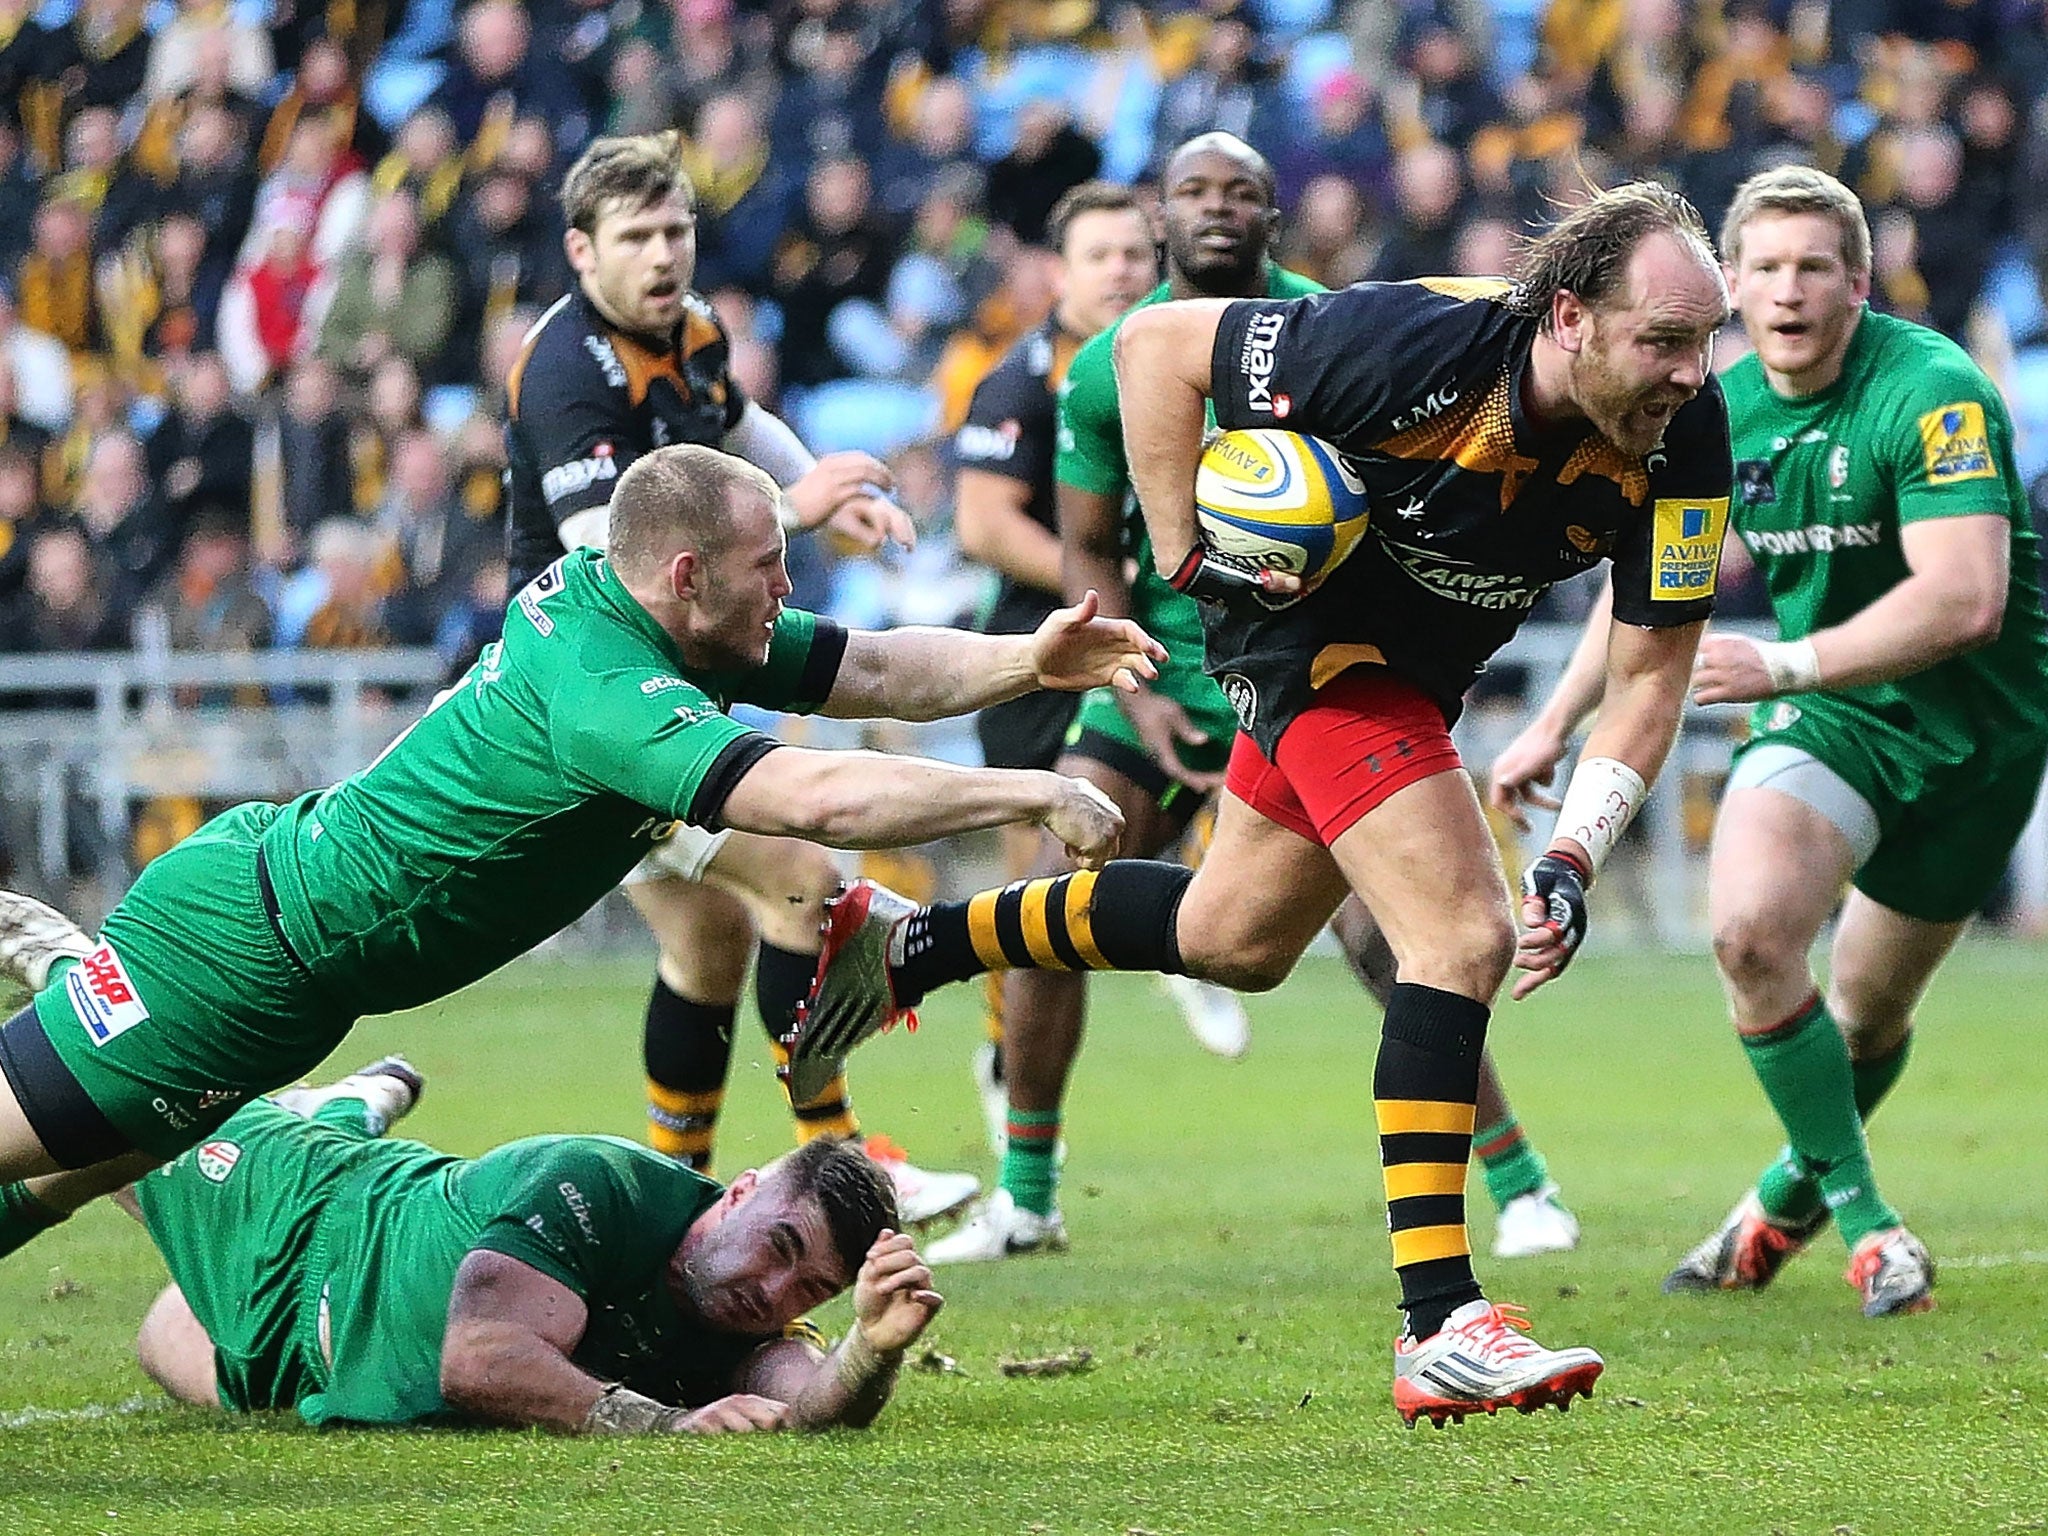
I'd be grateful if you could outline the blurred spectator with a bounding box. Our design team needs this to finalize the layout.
[127,211,225,369]
[1451,213,1519,280]
[318,188,460,382]
[0,444,46,613]
[18,195,101,356]
[1150,16,1283,175]
[74,428,181,614]
[0,525,122,652]
[769,17,889,164]
[1368,139,1464,281]
[377,428,496,644]
[436,552,510,671]
[274,356,354,546]
[43,361,128,507]
[276,515,390,649]
[145,352,253,532]
[0,280,73,431]
[832,167,1001,383]
[369,107,466,249]
[428,0,589,165]
[1403,16,1501,152]
[61,105,162,253]
[771,156,897,389]
[606,0,775,136]
[874,75,981,222]
[240,113,370,272]
[987,100,1102,244]
[1279,174,1374,289]
[444,163,570,362]
[32,0,153,149]
[1273,67,1392,213]
[0,122,37,273]
[224,218,324,392]
[353,354,425,513]
[166,102,260,279]
[261,35,384,174]
[145,0,275,103]
[154,509,272,653]
[685,91,801,294]
[0,0,41,139]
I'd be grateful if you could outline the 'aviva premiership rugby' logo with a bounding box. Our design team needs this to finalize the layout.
[1918,401,1996,483]
[1649,497,1729,601]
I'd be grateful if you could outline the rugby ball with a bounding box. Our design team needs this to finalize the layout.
[1194,429,1370,589]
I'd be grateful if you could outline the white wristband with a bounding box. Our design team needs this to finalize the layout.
[1552,755,1648,877]
[1750,637,1822,695]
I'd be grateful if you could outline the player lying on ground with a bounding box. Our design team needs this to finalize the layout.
[1493,165,2048,1318]
[0,443,1162,1262]
[115,1059,938,1432]
[789,181,1737,1425]
[505,130,967,1222]
[934,134,1578,1270]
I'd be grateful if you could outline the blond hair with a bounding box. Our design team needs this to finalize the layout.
[607,445,780,576]
[1719,164,1871,274]
[559,131,695,236]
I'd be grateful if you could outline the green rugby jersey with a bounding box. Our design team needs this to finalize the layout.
[1724,308,2048,783]
[1055,265,1325,650]
[261,546,845,1013]
[298,1133,776,1426]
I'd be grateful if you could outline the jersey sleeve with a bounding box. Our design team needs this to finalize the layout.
[508,341,639,531]
[1608,379,1734,628]
[467,1143,651,1300]
[681,294,749,434]
[1882,353,2013,525]
[702,608,849,714]
[956,351,1052,490]
[553,666,779,828]
[1210,284,1451,444]
[1054,330,1127,496]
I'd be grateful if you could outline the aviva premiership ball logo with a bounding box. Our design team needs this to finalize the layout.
[197,1140,242,1183]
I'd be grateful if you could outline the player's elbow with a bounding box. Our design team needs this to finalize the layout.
[1952,591,2004,651]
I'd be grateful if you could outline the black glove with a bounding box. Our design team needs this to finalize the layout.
[1520,849,1590,972]
[1166,543,1294,610]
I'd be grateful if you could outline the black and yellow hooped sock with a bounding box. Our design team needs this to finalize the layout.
[1374,983,1489,1339]
[889,861,1192,1006]
[643,976,735,1170]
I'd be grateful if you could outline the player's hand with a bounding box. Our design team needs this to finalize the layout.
[669,1393,791,1434]
[1041,773,1125,868]
[1512,848,1590,1001]
[1165,544,1303,610]
[1487,722,1568,833]
[1029,590,1166,694]
[1691,633,1778,705]
[852,1229,944,1354]
[1118,685,1226,793]
[788,453,914,549]
[824,494,918,553]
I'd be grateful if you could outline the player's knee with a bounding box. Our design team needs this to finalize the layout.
[1712,911,1801,992]
[1182,933,1294,993]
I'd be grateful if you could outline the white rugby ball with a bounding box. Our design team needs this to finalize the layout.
[1194,428,1370,588]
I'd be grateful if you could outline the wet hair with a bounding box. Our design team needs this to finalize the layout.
[1720,163,1871,275]
[607,444,779,575]
[1511,180,1714,329]
[559,131,695,235]
[1045,180,1146,255]
[772,1135,899,1281]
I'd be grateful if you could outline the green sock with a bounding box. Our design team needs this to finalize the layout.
[1473,1114,1549,1209]
[999,1107,1061,1217]
[1740,998,1899,1247]
[0,1182,66,1260]
[1756,1035,1913,1226]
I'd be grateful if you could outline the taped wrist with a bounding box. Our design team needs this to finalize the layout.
[1751,637,1822,695]
[582,1383,688,1434]
[1551,756,1647,878]
[834,1320,900,1394]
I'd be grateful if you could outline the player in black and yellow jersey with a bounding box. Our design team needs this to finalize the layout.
[503,133,971,1220]
[796,181,1736,1423]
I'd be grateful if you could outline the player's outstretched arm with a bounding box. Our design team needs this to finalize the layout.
[440,1251,787,1435]
[718,749,1126,868]
[823,592,1164,721]
[1490,577,1616,831]
[1512,617,1702,999]
[1693,514,2009,704]
[1112,300,1232,577]
[741,1230,943,1431]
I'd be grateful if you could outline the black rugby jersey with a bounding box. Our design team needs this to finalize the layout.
[505,288,748,592]
[953,316,1081,635]
[1207,276,1733,753]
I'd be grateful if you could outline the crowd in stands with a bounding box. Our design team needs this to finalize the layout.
[3,0,2048,670]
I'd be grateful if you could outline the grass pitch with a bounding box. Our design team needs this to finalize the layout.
[3,946,2046,1535]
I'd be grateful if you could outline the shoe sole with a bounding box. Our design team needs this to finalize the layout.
[1862,1291,1935,1319]
[897,1187,979,1229]
[1395,1360,1604,1428]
